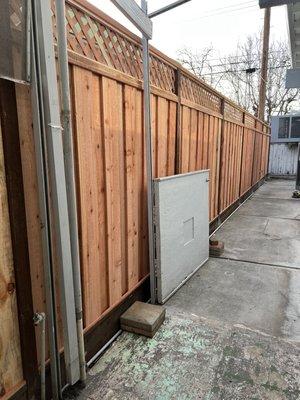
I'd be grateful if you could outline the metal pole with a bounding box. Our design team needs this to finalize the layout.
[32,0,80,386]
[55,0,86,384]
[31,5,61,398]
[295,143,300,191]
[258,7,271,121]
[141,0,156,304]
[148,0,191,18]
[34,313,46,400]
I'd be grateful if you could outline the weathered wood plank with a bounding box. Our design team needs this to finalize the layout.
[202,114,209,170]
[181,106,191,174]
[157,97,168,177]
[124,85,143,290]
[0,119,24,398]
[102,77,125,306]
[189,108,198,172]
[151,94,158,178]
[167,101,177,176]
[196,112,204,171]
[0,79,38,398]
[15,84,46,343]
[73,67,109,325]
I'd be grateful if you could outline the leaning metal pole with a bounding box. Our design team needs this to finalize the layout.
[32,0,80,386]
[55,0,86,384]
[31,4,61,397]
[141,0,156,304]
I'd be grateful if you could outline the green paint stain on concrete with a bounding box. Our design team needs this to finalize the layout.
[223,345,240,358]
[160,328,173,340]
[255,365,261,375]
[84,313,300,400]
[211,386,220,393]
[224,370,254,385]
[261,381,280,392]
[146,338,159,351]
[283,388,300,399]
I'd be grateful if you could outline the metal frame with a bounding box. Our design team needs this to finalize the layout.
[110,0,153,38]
[31,8,62,396]
[140,0,156,303]
[148,0,191,18]
[54,0,86,384]
[32,0,80,390]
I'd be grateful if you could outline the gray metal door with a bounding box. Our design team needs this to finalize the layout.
[154,171,209,304]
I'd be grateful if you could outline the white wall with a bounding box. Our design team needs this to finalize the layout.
[269,143,298,176]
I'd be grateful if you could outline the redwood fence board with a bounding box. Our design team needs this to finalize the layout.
[7,0,270,381]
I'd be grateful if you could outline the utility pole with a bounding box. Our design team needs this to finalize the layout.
[258,7,271,121]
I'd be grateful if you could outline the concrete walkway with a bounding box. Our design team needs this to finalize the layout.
[69,179,300,400]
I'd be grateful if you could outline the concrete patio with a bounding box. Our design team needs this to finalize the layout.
[68,179,300,400]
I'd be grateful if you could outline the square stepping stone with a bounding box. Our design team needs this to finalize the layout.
[120,301,165,338]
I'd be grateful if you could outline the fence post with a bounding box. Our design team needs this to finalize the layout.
[266,125,271,178]
[217,98,225,217]
[175,68,182,174]
[251,119,258,187]
[258,122,266,182]
[238,112,246,198]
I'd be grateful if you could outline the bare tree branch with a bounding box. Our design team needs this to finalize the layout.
[177,34,300,121]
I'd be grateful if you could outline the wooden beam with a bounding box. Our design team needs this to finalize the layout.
[0,79,38,399]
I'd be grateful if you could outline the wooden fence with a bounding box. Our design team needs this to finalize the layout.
[0,0,270,397]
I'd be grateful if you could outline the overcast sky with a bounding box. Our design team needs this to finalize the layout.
[88,0,288,61]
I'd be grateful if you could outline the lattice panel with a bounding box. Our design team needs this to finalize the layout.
[224,101,244,124]
[244,113,256,128]
[49,0,267,123]
[263,124,270,134]
[10,0,22,31]
[181,74,222,113]
[51,1,176,93]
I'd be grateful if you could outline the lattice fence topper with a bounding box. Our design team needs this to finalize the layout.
[244,113,256,128]
[50,0,268,123]
[181,74,222,113]
[10,0,22,31]
[51,0,176,93]
[224,101,244,124]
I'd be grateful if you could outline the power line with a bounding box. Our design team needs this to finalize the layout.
[181,3,258,23]
[203,57,290,69]
[180,50,288,64]
[201,64,290,76]
[198,0,257,13]
[205,50,283,62]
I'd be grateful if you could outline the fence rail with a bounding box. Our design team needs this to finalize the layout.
[12,0,269,371]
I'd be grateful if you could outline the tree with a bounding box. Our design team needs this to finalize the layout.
[177,34,299,121]
[177,45,215,83]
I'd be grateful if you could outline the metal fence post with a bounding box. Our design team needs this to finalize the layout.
[141,0,156,304]
[32,0,80,386]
